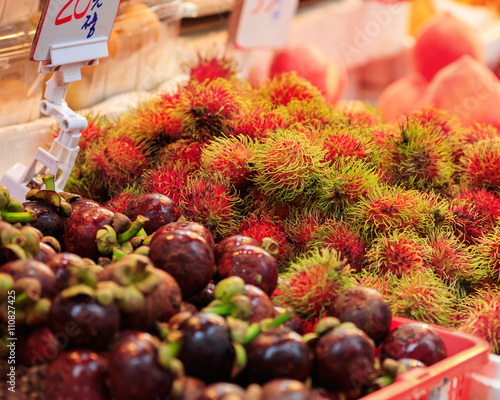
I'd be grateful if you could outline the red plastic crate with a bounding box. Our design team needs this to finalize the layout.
[361,316,491,400]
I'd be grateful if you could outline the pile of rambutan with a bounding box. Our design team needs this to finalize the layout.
[60,51,500,354]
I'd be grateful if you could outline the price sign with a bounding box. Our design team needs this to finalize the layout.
[228,0,299,50]
[30,0,121,63]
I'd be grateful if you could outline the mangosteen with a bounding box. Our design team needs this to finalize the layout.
[151,220,215,249]
[214,235,260,262]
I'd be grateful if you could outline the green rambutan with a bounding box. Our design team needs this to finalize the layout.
[425,230,485,285]
[471,226,500,282]
[388,268,457,327]
[200,134,256,189]
[284,207,329,258]
[252,129,327,203]
[160,139,204,172]
[310,220,367,273]
[179,173,242,239]
[272,248,356,322]
[238,212,293,269]
[140,162,189,205]
[179,78,244,142]
[347,185,434,241]
[315,158,381,215]
[255,71,326,108]
[379,116,455,190]
[183,50,240,83]
[86,134,152,196]
[460,137,500,190]
[365,229,429,279]
[286,99,332,131]
[456,287,500,354]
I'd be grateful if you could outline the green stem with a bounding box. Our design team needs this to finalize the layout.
[1,210,36,223]
[202,304,231,316]
[118,216,148,244]
[43,175,56,191]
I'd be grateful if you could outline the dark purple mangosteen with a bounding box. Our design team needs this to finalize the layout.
[151,220,215,249]
[214,235,260,262]
[260,379,314,400]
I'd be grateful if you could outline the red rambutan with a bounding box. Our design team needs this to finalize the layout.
[183,50,240,83]
[447,122,499,162]
[104,185,141,214]
[460,137,500,190]
[140,162,189,205]
[456,287,500,354]
[256,71,326,108]
[408,106,460,138]
[445,198,489,245]
[355,270,394,299]
[333,100,382,127]
[86,134,152,196]
[200,135,256,189]
[425,230,485,285]
[238,212,293,269]
[321,126,372,165]
[160,139,204,172]
[252,129,327,203]
[458,188,500,230]
[179,173,242,239]
[286,99,332,131]
[310,220,367,273]
[365,229,429,279]
[179,78,244,142]
[388,268,457,327]
[472,226,500,282]
[272,248,356,323]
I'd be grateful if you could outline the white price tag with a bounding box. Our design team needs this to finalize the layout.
[30,0,121,63]
[229,0,299,50]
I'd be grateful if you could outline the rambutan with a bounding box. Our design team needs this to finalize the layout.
[286,99,332,131]
[228,100,291,140]
[321,125,373,165]
[310,220,367,273]
[408,106,460,138]
[445,197,489,245]
[200,134,256,189]
[104,185,141,214]
[252,129,327,203]
[365,229,429,279]
[140,162,189,205]
[255,71,326,108]
[457,188,500,231]
[425,229,485,285]
[238,212,293,269]
[447,122,499,162]
[333,100,382,127]
[242,189,293,221]
[179,173,242,240]
[272,248,356,323]
[113,93,186,147]
[460,137,500,191]
[472,226,500,282]
[179,78,244,142]
[315,158,381,215]
[388,268,457,327]
[183,50,240,83]
[160,139,204,172]
[456,287,500,354]
[379,116,455,190]
[347,185,434,241]
[86,134,152,196]
[355,270,395,299]
[284,207,329,258]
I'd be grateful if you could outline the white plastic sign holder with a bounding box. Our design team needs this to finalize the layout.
[0,0,121,201]
[228,0,299,50]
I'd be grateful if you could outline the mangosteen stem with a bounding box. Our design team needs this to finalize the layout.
[243,311,293,346]
[1,210,36,224]
[135,273,160,294]
[261,237,279,258]
[43,175,56,191]
[117,215,149,244]
[202,302,231,316]
[231,342,247,379]
[0,273,14,302]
